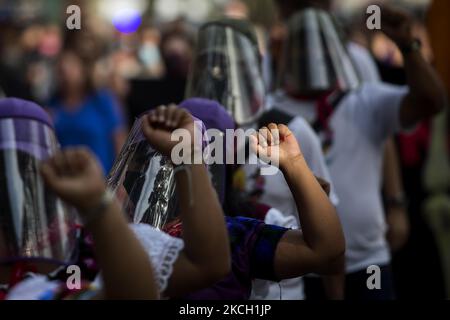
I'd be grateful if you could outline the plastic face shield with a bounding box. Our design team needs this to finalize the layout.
[0,118,78,266]
[186,24,266,126]
[278,8,360,96]
[107,116,179,230]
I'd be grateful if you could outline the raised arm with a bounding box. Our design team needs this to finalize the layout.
[251,124,345,279]
[383,138,410,252]
[381,6,446,128]
[142,105,231,297]
[41,148,158,300]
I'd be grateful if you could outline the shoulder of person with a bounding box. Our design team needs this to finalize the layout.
[353,82,409,103]
[339,83,408,116]
[289,116,313,133]
[347,42,373,62]
[90,89,116,105]
[288,117,320,145]
[46,95,63,110]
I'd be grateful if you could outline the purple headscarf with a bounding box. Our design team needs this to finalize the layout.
[180,98,235,203]
[0,98,53,128]
[0,98,56,160]
[180,98,235,132]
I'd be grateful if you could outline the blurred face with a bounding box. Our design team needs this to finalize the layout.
[276,0,332,20]
[58,52,86,90]
[162,36,193,78]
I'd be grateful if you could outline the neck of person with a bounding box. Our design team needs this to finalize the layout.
[63,86,86,108]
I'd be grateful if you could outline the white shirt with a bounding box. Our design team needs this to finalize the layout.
[271,82,408,273]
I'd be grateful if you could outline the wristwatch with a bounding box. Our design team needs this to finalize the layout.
[400,38,422,55]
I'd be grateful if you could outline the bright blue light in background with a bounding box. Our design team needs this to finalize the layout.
[112,9,142,34]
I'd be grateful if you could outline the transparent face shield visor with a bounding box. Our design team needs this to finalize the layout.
[186,24,266,126]
[107,116,180,231]
[107,115,225,229]
[278,8,361,96]
[0,118,78,266]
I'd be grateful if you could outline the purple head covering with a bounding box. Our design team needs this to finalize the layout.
[180,98,235,132]
[0,98,53,128]
[180,98,235,204]
[0,98,56,159]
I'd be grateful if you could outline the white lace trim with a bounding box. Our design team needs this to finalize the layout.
[6,275,60,300]
[130,223,184,293]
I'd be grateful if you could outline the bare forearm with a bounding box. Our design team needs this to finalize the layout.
[87,202,158,300]
[281,157,345,260]
[383,138,403,197]
[383,140,410,251]
[175,164,230,275]
[322,273,345,300]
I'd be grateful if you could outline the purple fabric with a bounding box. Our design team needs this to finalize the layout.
[0,98,53,128]
[180,98,236,132]
[183,216,288,300]
[0,118,56,159]
[180,98,235,203]
[184,216,264,300]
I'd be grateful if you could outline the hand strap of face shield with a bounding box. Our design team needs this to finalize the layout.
[82,188,116,227]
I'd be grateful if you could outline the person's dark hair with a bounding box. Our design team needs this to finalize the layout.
[160,25,195,62]
[275,0,333,19]
[200,18,259,50]
[160,27,195,79]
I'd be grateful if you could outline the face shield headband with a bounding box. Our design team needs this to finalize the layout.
[0,117,78,266]
[186,22,266,126]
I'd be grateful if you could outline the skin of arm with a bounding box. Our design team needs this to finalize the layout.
[322,273,345,300]
[381,6,447,128]
[41,148,158,300]
[315,175,345,299]
[142,105,231,298]
[383,138,410,252]
[251,124,345,280]
[86,201,159,300]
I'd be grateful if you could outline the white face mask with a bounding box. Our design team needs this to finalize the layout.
[139,43,162,68]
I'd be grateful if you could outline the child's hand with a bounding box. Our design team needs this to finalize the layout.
[142,104,197,159]
[40,148,107,215]
[250,123,303,169]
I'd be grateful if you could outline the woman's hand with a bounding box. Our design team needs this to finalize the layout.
[42,147,159,300]
[40,148,106,216]
[142,104,197,159]
[250,123,303,170]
